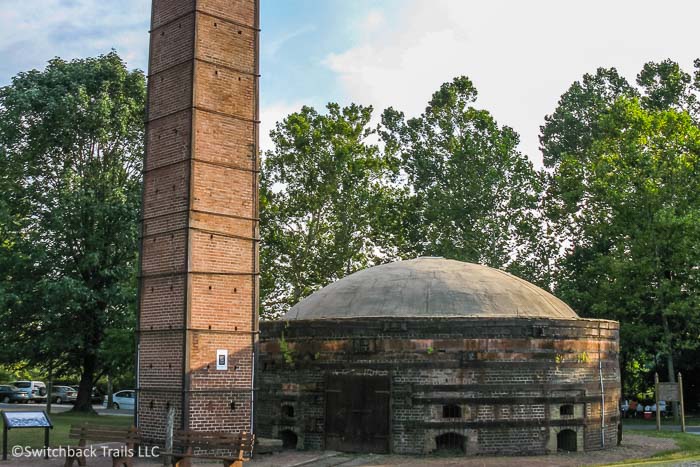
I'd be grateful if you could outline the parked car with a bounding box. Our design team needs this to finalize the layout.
[105,390,135,410]
[651,400,668,415]
[91,388,105,404]
[51,386,77,404]
[71,386,104,404]
[620,399,629,413]
[0,385,30,404]
[10,381,47,402]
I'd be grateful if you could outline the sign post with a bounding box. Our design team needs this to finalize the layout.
[1,410,53,460]
[2,419,6,462]
[654,372,661,431]
[679,372,686,433]
[655,373,686,433]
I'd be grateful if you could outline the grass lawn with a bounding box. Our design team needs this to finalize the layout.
[604,429,700,466]
[1,411,133,448]
[623,415,700,426]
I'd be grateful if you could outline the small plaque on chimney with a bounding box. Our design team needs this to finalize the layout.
[216,349,228,370]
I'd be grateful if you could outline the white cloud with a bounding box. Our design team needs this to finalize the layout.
[324,0,700,166]
[263,24,316,58]
[0,0,149,83]
[259,101,305,153]
[361,10,385,33]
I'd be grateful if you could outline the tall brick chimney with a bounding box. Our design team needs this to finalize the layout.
[137,0,259,442]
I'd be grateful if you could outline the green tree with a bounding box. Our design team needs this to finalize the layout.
[260,103,400,317]
[0,52,144,412]
[637,59,694,112]
[540,67,637,169]
[542,60,700,395]
[545,95,700,391]
[380,77,543,279]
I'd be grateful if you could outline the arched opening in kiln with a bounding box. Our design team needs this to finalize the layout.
[280,429,298,450]
[434,432,466,454]
[557,429,577,452]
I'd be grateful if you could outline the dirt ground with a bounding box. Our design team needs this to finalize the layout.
[0,433,681,467]
[357,433,679,466]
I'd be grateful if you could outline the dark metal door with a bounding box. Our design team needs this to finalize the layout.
[325,375,390,453]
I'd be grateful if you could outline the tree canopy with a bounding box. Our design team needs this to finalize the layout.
[380,76,544,281]
[260,103,400,318]
[541,60,700,391]
[260,78,546,317]
[0,52,144,411]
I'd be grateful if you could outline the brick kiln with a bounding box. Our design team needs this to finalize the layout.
[256,257,621,455]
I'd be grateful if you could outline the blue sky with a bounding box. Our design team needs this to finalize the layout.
[1,0,699,164]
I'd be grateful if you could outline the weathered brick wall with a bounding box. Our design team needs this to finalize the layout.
[257,318,620,455]
[138,0,259,443]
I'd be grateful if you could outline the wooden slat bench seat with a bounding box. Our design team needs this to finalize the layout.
[64,424,141,467]
[162,430,254,467]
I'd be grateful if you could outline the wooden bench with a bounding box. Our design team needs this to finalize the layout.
[163,430,254,467]
[65,424,141,467]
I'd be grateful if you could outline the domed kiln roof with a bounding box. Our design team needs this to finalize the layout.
[283,257,578,320]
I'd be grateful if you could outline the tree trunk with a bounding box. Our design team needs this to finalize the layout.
[661,314,679,423]
[107,376,113,409]
[72,352,98,413]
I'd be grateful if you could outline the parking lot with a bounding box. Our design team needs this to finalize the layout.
[0,401,133,416]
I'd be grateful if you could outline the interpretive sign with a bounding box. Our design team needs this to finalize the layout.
[658,383,680,402]
[2,411,52,428]
[1,410,53,460]
[654,372,686,433]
